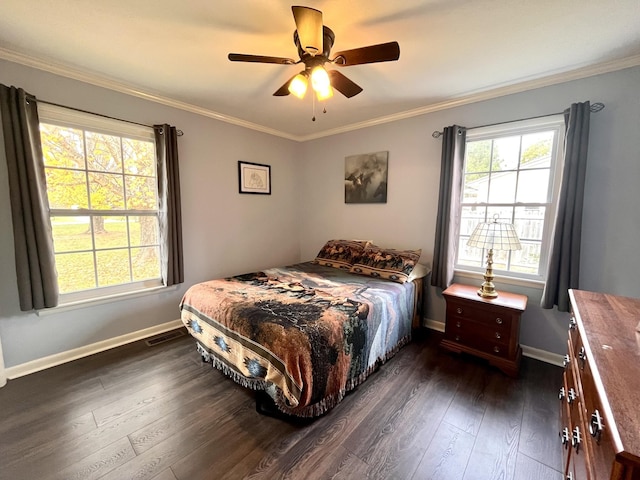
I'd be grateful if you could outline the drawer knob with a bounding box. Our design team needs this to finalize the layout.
[567,387,577,405]
[495,317,503,325]
[589,409,604,443]
[558,387,566,401]
[495,332,501,339]
[455,335,460,342]
[456,321,461,328]
[566,473,574,480]
[560,427,570,448]
[493,346,500,353]
[456,307,463,314]
[569,316,577,330]
[572,426,582,453]
[563,355,571,368]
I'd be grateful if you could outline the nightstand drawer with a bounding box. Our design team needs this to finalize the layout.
[446,302,513,330]
[443,330,510,358]
[445,317,511,346]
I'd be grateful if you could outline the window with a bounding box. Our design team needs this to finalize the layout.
[455,116,565,281]
[38,104,163,303]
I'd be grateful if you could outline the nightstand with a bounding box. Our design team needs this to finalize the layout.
[440,283,527,377]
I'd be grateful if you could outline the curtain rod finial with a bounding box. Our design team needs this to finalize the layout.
[432,131,442,138]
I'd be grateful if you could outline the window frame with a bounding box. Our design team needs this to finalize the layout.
[38,103,165,306]
[454,115,566,283]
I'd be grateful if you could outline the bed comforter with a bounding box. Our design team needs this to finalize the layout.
[180,262,416,417]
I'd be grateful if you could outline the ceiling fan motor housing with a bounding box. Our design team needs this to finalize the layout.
[294,26,335,63]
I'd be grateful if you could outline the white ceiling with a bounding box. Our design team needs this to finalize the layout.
[1,0,639,140]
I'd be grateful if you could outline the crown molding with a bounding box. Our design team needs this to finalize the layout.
[2,47,639,143]
[0,47,299,141]
[297,54,640,141]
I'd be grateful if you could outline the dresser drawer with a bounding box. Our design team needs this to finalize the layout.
[576,351,617,480]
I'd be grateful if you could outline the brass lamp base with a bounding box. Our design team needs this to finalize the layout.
[478,248,499,298]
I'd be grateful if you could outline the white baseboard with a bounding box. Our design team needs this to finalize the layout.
[423,318,563,367]
[4,319,183,381]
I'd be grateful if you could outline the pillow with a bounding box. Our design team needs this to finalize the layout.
[408,263,431,282]
[350,245,422,283]
[313,239,371,270]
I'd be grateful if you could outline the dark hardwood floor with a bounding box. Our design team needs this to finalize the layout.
[0,329,563,480]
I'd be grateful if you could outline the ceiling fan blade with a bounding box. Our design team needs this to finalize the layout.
[291,6,323,56]
[328,70,363,98]
[332,41,400,66]
[228,53,295,65]
[273,74,300,96]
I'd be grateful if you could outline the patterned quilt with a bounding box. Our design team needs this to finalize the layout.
[180,262,416,417]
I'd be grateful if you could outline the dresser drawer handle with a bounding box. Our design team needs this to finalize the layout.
[567,387,577,405]
[566,473,574,480]
[558,387,566,401]
[456,321,461,328]
[560,427,570,448]
[578,347,586,370]
[589,409,604,443]
[563,355,570,368]
[493,346,500,353]
[495,332,501,339]
[569,316,577,331]
[455,335,460,342]
[456,307,463,314]
[495,317,503,325]
[572,426,582,453]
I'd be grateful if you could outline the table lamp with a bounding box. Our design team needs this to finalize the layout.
[467,215,522,298]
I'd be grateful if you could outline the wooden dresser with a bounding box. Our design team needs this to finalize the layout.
[441,283,527,377]
[561,289,640,480]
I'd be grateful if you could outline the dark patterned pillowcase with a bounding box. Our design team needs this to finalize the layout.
[313,239,371,270]
[350,245,422,283]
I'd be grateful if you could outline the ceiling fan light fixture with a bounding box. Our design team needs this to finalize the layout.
[316,85,333,101]
[311,66,330,92]
[288,73,308,99]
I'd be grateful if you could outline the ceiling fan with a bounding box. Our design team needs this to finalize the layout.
[228,6,400,100]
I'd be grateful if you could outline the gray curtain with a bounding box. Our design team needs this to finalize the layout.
[0,84,58,310]
[541,102,591,311]
[431,125,466,290]
[154,124,184,286]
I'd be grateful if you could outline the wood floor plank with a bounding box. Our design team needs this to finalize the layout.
[150,469,179,480]
[343,344,460,479]
[518,358,563,470]
[50,436,136,480]
[514,452,563,480]
[462,371,525,480]
[441,356,492,435]
[411,421,476,480]
[97,395,255,480]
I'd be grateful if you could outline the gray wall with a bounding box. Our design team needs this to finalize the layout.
[297,66,640,355]
[0,59,300,368]
[1,58,638,370]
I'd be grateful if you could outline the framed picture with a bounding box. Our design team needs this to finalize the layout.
[238,161,271,195]
[344,151,388,203]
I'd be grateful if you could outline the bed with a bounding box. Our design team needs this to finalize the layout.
[180,240,427,417]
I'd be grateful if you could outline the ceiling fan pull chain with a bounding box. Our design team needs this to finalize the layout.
[312,92,316,121]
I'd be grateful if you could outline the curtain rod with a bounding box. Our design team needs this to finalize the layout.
[431,102,605,138]
[34,98,184,136]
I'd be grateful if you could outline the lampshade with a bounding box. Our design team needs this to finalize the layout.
[467,215,521,298]
[467,219,522,251]
[288,73,308,99]
[311,66,331,92]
